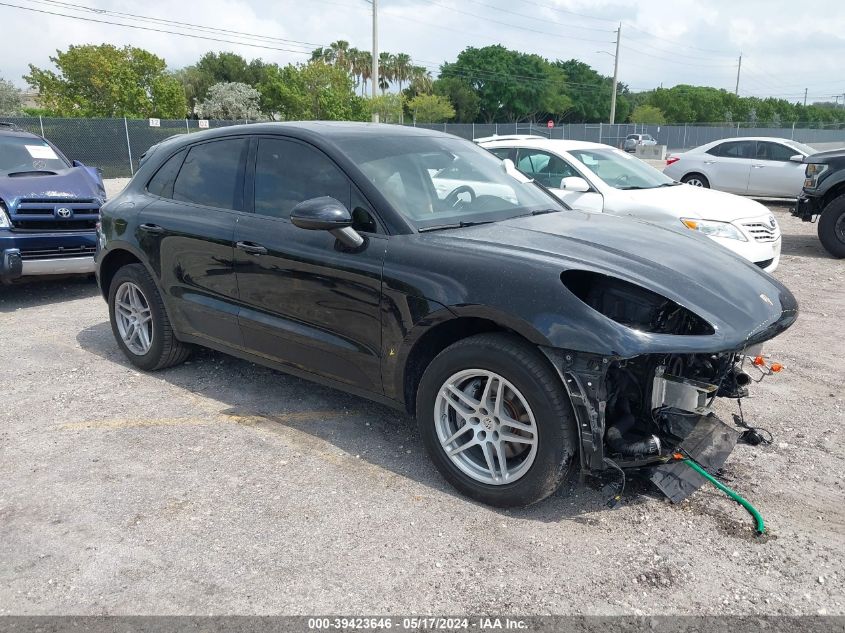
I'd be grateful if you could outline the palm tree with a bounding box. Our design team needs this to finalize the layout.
[393,53,413,93]
[328,40,352,73]
[378,52,394,95]
[359,51,372,96]
[409,66,433,94]
[310,47,329,63]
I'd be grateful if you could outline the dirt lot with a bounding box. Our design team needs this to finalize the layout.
[0,200,843,616]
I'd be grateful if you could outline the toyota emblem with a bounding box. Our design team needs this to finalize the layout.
[56,207,72,218]
[768,215,776,229]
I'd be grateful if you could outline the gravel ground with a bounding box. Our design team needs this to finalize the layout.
[0,196,843,616]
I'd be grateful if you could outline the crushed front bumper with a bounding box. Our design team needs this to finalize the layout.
[793,194,822,221]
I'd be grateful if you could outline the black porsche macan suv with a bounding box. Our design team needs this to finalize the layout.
[97,122,797,507]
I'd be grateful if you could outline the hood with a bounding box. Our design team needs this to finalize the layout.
[0,166,105,207]
[620,183,771,223]
[422,210,797,355]
[805,147,845,163]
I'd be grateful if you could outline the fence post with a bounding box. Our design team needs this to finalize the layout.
[123,117,134,176]
[599,122,603,144]
[495,122,498,135]
[185,118,190,134]
[39,115,45,138]
[682,123,687,149]
[472,122,475,140]
[791,121,795,140]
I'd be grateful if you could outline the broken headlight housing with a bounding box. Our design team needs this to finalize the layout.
[0,200,10,229]
[681,218,747,241]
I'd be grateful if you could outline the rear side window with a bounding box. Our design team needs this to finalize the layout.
[173,138,248,210]
[708,141,755,159]
[487,147,511,160]
[146,149,187,199]
[253,138,351,219]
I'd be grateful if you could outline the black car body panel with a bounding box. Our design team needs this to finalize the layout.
[97,122,798,484]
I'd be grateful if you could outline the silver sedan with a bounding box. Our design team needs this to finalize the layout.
[664,136,816,197]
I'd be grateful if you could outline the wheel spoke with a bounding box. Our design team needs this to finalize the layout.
[492,379,506,417]
[441,423,473,448]
[445,384,479,412]
[447,436,478,457]
[500,417,534,434]
[500,431,535,446]
[481,441,499,481]
[138,323,151,351]
[493,440,508,480]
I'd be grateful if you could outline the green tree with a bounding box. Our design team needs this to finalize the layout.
[259,61,359,121]
[177,51,273,113]
[440,45,571,123]
[367,94,404,123]
[407,93,455,123]
[197,82,261,120]
[553,59,615,122]
[432,77,480,123]
[629,104,666,124]
[0,77,22,115]
[26,44,186,117]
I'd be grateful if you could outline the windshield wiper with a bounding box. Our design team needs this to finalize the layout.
[530,208,562,216]
[418,220,495,232]
[657,181,682,187]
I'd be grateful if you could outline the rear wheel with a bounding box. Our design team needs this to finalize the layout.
[416,333,577,507]
[108,263,191,370]
[818,194,845,258]
[681,173,710,188]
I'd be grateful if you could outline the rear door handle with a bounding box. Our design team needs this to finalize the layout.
[703,160,716,165]
[236,241,268,255]
[139,223,164,234]
[752,164,765,169]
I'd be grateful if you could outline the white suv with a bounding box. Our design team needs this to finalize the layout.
[478,136,782,272]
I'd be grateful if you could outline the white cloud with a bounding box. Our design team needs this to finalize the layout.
[1,0,844,104]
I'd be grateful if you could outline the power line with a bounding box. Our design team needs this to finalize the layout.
[457,0,614,33]
[620,43,736,69]
[421,0,613,44]
[623,23,736,55]
[0,1,319,55]
[25,0,324,49]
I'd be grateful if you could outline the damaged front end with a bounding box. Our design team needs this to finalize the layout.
[543,269,797,502]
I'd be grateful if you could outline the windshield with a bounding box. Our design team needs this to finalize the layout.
[788,141,816,156]
[0,136,69,176]
[568,147,675,190]
[337,135,564,229]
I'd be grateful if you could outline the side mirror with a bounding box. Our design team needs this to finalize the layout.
[789,154,804,163]
[559,176,590,193]
[291,197,363,248]
[72,160,84,167]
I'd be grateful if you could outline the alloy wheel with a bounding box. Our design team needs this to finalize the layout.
[434,369,538,485]
[114,281,154,355]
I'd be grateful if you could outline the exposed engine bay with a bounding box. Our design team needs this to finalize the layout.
[549,269,781,502]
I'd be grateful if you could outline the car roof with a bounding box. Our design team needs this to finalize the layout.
[704,136,799,145]
[478,137,613,151]
[0,124,42,140]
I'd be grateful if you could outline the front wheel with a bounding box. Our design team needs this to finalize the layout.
[416,333,577,507]
[817,194,845,258]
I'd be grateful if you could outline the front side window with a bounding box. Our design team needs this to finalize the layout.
[516,150,578,187]
[173,138,248,210]
[334,135,563,230]
[568,148,675,190]
[756,142,796,162]
[0,136,69,176]
[254,138,351,220]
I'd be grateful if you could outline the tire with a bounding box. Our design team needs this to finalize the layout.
[817,194,845,258]
[108,263,191,371]
[416,333,577,507]
[681,173,710,188]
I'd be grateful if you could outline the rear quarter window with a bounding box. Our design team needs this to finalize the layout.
[172,138,249,210]
[146,149,187,199]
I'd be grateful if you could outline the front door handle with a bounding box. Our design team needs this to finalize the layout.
[139,223,164,234]
[752,164,765,169]
[236,241,268,255]
[703,160,716,165]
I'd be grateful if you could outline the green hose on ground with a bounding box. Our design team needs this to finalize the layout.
[674,453,766,535]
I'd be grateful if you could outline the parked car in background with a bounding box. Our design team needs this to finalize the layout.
[0,122,105,284]
[664,137,817,197]
[623,133,657,152]
[96,122,798,507]
[793,148,845,257]
[478,136,782,272]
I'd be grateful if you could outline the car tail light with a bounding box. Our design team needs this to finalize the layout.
[666,156,680,166]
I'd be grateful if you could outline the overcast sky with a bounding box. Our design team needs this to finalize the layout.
[2,0,843,103]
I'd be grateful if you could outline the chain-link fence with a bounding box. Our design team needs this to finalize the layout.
[4,116,845,179]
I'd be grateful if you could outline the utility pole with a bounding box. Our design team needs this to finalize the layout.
[803,88,808,107]
[371,0,379,122]
[609,22,621,124]
[734,52,742,96]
